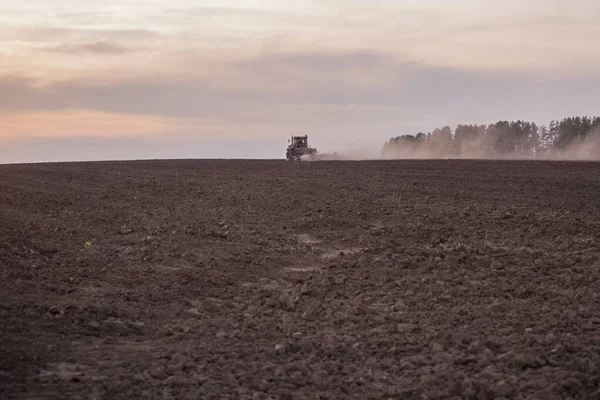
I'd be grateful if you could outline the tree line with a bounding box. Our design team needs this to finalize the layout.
[382,116,600,159]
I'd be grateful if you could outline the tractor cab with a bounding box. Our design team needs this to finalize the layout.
[290,136,308,148]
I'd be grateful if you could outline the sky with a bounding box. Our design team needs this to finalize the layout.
[1,0,600,163]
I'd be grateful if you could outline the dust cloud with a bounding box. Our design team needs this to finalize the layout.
[314,119,600,161]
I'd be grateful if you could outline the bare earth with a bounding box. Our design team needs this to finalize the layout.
[1,160,600,399]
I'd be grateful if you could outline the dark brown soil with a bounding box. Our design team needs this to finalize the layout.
[1,160,600,399]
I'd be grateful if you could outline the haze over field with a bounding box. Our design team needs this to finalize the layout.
[1,0,600,163]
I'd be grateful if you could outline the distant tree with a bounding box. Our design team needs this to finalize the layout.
[428,126,454,157]
[513,120,538,157]
[555,117,590,151]
[589,117,600,158]
[485,120,538,158]
[382,134,426,157]
[538,125,553,157]
[454,124,487,158]
[487,121,512,156]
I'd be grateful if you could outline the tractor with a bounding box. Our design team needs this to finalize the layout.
[286,135,318,161]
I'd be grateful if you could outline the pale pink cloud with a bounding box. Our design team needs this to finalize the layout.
[0,109,229,140]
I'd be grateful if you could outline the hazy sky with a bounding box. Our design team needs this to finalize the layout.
[1,0,600,162]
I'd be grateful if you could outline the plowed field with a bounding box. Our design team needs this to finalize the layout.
[1,160,600,399]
